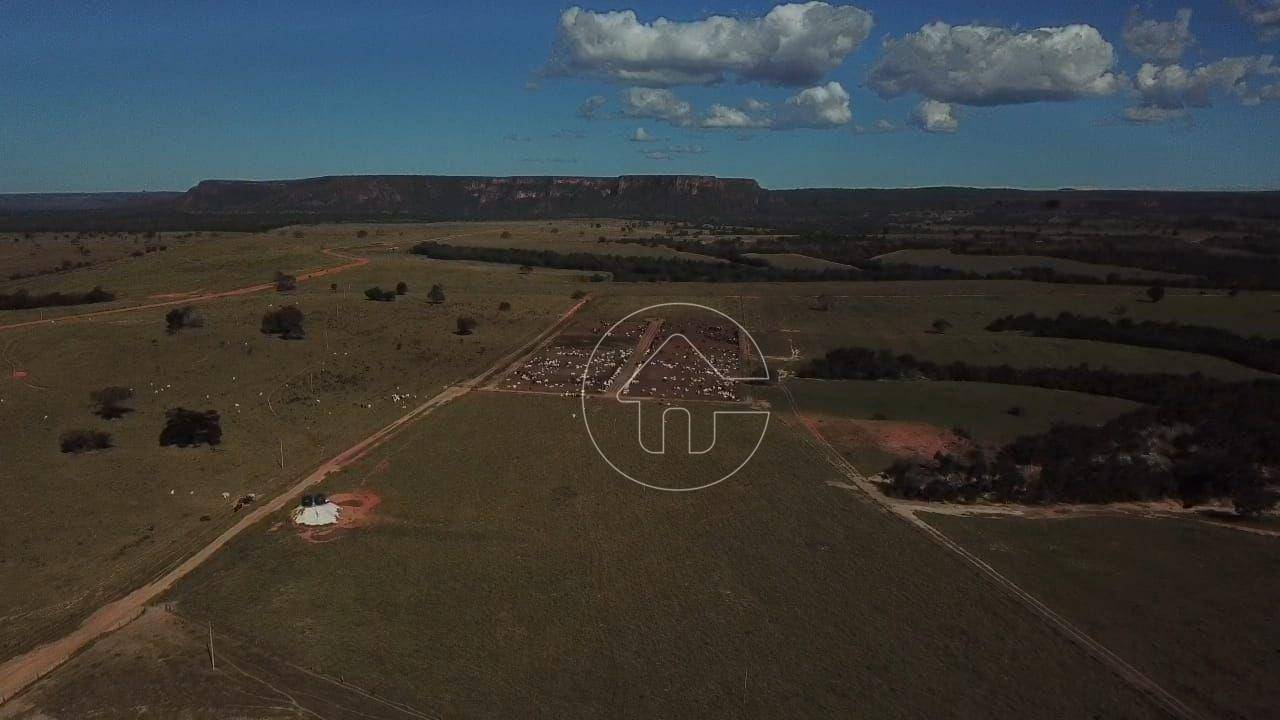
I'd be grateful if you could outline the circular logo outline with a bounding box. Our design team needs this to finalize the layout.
[579,302,771,492]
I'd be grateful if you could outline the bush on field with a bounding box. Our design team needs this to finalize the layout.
[261,305,305,339]
[455,317,477,335]
[91,386,134,419]
[159,408,222,447]
[60,429,112,454]
[165,306,203,334]
[274,271,297,292]
[365,287,396,302]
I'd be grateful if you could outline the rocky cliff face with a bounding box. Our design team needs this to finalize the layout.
[177,175,764,220]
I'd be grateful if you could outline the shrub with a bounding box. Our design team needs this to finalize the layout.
[165,306,203,334]
[428,284,446,304]
[395,281,408,295]
[91,386,134,419]
[498,301,512,311]
[159,408,222,447]
[330,283,338,291]
[356,230,368,238]
[571,290,587,299]
[456,317,477,335]
[261,305,305,339]
[364,287,396,302]
[500,231,511,239]
[1146,284,1166,303]
[931,318,952,334]
[274,271,297,292]
[1233,487,1280,518]
[60,429,112,454]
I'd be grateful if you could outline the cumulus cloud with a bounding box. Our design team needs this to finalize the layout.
[868,22,1120,106]
[1125,55,1279,123]
[545,2,873,87]
[620,87,694,125]
[775,81,852,128]
[1133,56,1278,108]
[630,127,658,142]
[577,95,607,118]
[1234,0,1280,39]
[910,100,958,133]
[1124,8,1194,62]
[701,103,772,129]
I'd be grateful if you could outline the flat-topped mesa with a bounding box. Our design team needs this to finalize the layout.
[178,175,765,219]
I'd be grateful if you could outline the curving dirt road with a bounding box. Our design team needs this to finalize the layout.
[0,293,592,706]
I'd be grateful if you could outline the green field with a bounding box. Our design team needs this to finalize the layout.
[164,392,1163,719]
[924,514,1280,720]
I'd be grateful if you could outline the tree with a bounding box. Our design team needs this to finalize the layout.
[365,287,395,301]
[165,306,203,334]
[500,230,512,239]
[456,316,477,335]
[60,429,112,453]
[159,408,222,447]
[498,301,512,311]
[1146,284,1166,303]
[274,271,297,292]
[395,281,408,295]
[1233,486,1279,518]
[428,284,446,304]
[931,318,953,334]
[330,282,338,292]
[91,386,134,419]
[261,305,305,339]
[571,290,587,299]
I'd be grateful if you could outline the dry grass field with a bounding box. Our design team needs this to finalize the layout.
[3,220,1277,718]
[874,248,1189,280]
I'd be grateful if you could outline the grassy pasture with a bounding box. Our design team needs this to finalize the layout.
[924,514,1280,720]
[874,248,1189,280]
[166,391,1162,719]
[0,249,578,662]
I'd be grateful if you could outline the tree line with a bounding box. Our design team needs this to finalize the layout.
[0,286,114,310]
[987,312,1280,374]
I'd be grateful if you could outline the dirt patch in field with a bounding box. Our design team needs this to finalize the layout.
[146,290,203,300]
[9,369,27,380]
[805,415,971,460]
[296,490,383,544]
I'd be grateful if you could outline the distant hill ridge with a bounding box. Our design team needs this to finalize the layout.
[2,174,1277,231]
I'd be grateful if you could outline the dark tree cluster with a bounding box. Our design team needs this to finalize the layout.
[987,312,1280,374]
[364,286,397,301]
[803,345,1280,508]
[0,286,113,310]
[273,271,297,292]
[158,408,222,447]
[260,305,305,339]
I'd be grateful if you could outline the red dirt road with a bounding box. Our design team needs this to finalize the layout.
[0,248,368,333]
[0,293,592,705]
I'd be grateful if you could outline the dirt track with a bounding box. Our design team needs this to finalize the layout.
[0,293,592,706]
[0,248,368,333]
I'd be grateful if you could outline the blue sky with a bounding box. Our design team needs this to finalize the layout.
[1,0,1277,192]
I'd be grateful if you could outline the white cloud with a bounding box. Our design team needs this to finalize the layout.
[1234,1,1280,39]
[630,127,657,142]
[1133,56,1278,109]
[1121,105,1189,124]
[868,22,1120,106]
[1260,83,1280,101]
[701,104,772,129]
[1124,8,1194,62]
[775,81,852,128]
[577,95,606,118]
[545,2,873,87]
[620,87,693,125]
[910,100,958,133]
